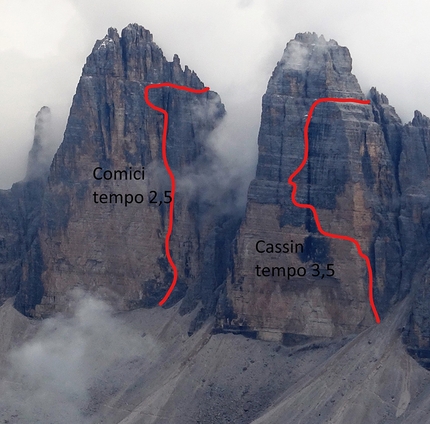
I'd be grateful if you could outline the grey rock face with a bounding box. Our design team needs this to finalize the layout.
[367,91,430,368]
[217,32,430,363]
[398,111,430,369]
[11,179,45,315]
[0,190,22,302]
[218,33,401,339]
[33,24,230,317]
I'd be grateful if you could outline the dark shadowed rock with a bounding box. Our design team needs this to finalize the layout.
[0,107,48,313]
[399,110,430,369]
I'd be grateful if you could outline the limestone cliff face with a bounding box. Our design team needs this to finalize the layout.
[217,33,404,340]
[27,24,226,316]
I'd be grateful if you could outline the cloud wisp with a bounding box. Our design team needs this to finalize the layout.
[0,292,157,423]
[0,0,429,193]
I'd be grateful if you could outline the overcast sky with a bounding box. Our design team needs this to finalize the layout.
[1,0,429,188]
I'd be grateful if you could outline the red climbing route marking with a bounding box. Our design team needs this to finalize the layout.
[144,83,210,306]
[287,97,381,324]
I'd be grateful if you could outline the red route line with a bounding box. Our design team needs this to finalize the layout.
[144,83,210,306]
[287,97,381,324]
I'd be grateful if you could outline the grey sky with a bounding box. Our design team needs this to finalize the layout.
[1,0,429,188]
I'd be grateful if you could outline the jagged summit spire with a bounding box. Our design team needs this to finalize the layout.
[294,32,324,43]
[84,23,202,88]
[412,110,430,127]
[369,87,390,105]
[25,106,52,181]
[267,32,362,98]
[122,23,153,40]
[99,24,153,45]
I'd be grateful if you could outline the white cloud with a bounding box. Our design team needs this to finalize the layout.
[0,293,157,423]
[0,0,78,58]
[0,0,429,188]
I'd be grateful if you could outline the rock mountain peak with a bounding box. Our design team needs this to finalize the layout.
[84,22,203,91]
[219,32,430,373]
[412,109,430,127]
[1,25,430,375]
[268,32,360,98]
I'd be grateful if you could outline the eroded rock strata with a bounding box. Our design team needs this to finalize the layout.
[216,33,430,365]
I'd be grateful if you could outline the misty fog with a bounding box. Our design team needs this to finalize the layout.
[1,0,429,189]
[0,292,157,423]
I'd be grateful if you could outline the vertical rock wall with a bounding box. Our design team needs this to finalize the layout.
[217,33,402,340]
[32,24,226,316]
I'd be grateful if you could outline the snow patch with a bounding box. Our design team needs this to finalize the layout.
[98,37,114,50]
